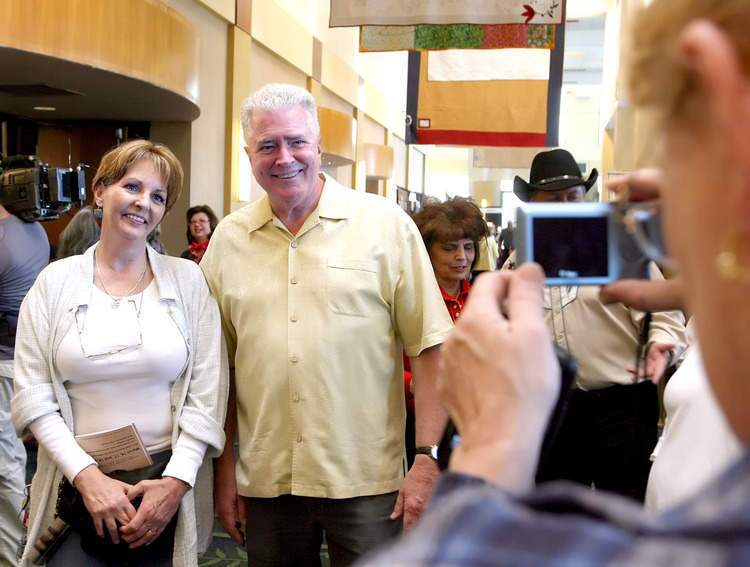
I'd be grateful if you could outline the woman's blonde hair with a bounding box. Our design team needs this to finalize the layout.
[628,0,750,123]
[91,140,183,212]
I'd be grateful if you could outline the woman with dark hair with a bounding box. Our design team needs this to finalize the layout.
[412,197,489,315]
[181,205,218,263]
[402,197,489,465]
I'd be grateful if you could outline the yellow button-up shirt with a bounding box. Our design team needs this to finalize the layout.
[201,174,453,498]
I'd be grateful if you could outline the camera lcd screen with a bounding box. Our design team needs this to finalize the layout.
[533,217,609,279]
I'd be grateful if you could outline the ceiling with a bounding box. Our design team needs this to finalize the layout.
[0,47,200,123]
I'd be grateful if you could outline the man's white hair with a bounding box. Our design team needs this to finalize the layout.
[241,83,320,143]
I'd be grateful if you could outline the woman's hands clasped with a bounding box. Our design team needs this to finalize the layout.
[74,465,189,548]
[73,465,137,544]
[120,477,189,548]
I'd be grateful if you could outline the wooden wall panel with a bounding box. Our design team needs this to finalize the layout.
[319,107,355,165]
[0,0,199,103]
[364,144,394,179]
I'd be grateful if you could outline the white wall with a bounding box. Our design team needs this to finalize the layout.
[423,147,471,200]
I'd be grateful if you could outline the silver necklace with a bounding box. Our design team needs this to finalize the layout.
[95,253,149,309]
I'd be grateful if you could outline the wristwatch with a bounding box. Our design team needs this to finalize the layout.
[414,445,439,462]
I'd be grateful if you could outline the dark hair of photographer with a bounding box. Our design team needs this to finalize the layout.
[412,197,489,295]
[181,205,218,264]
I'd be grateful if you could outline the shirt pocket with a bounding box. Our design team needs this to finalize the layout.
[326,257,381,317]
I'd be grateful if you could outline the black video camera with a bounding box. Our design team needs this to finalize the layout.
[0,155,86,222]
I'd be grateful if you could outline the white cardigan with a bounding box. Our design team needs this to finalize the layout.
[12,244,229,566]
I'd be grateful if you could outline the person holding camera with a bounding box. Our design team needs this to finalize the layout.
[11,140,228,566]
[359,1,750,564]
[503,148,687,502]
[0,202,49,565]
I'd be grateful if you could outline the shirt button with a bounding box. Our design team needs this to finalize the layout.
[290,355,299,363]
[292,392,300,402]
[290,277,298,285]
[297,434,303,443]
[290,315,298,323]
[170,405,176,414]
[290,241,298,249]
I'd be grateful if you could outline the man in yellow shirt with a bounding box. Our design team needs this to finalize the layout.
[201,83,453,566]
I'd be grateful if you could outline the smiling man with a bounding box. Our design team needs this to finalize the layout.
[200,83,453,567]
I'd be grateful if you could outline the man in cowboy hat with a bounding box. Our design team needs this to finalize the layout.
[504,148,687,502]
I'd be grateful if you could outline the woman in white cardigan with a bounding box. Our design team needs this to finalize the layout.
[12,140,228,566]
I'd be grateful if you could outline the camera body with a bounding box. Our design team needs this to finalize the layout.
[0,155,86,222]
[515,202,649,286]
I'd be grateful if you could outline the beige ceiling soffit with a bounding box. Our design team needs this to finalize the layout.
[0,0,199,104]
[472,147,549,169]
[196,0,235,23]
[364,144,394,179]
[319,107,355,166]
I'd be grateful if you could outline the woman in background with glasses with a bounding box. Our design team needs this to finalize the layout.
[181,205,218,264]
[12,140,228,566]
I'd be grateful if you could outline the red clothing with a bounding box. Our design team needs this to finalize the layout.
[439,279,471,321]
[404,279,471,410]
[185,240,209,263]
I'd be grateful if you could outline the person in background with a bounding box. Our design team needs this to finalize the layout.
[506,148,687,502]
[56,206,101,260]
[202,83,452,567]
[413,197,489,309]
[181,205,218,264]
[400,197,489,465]
[359,0,750,564]
[499,220,514,267]
[0,201,49,566]
[148,223,167,255]
[12,140,228,566]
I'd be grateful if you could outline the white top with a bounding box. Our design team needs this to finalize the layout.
[28,281,204,486]
[58,282,185,450]
[645,327,742,513]
[12,244,229,566]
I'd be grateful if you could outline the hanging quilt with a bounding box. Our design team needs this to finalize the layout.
[330,0,563,27]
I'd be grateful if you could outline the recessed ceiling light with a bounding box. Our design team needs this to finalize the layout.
[33,106,56,111]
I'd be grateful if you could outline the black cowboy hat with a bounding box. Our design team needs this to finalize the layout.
[513,149,598,202]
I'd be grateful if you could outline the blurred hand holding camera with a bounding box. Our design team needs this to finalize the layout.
[602,168,686,313]
[608,168,663,203]
[439,264,560,493]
